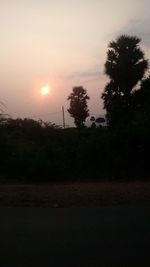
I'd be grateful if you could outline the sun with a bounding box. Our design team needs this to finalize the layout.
[40,85,50,95]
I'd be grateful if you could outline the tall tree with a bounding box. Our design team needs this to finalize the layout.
[68,86,90,128]
[102,35,148,127]
[134,76,150,125]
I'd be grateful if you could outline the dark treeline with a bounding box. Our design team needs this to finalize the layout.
[0,117,150,182]
[0,34,150,182]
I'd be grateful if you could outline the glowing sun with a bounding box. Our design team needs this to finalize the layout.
[40,85,50,95]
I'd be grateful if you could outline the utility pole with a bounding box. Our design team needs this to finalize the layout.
[62,106,66,129]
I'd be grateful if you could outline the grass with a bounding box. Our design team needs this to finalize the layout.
[0,180,150,207]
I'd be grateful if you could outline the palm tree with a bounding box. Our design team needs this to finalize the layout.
[102,35,148,127]
[68,86,90,128]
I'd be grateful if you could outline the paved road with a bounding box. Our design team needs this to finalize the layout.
[0,205,150,267]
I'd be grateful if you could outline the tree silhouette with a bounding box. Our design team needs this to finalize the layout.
[95,117,105,124]
[68,86,90,128]
[139,77,150,115]
[90,116,95,122]
[102,35,148,127]
[133,76,150,125]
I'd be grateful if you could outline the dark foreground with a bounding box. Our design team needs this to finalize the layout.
[0,181,150,207]
[0,205,150,267]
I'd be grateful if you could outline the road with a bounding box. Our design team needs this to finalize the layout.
[0,205,150,267]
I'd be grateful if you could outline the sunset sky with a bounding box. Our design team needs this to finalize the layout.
[0,0,150,126]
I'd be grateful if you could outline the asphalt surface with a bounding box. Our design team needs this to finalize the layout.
[0,205,150,267]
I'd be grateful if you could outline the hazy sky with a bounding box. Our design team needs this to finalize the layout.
[0,0,150,126]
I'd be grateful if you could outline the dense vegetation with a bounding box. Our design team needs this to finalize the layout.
[0,116,149,182]
[0,35,150,182]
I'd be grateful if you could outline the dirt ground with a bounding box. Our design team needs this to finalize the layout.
[0,180,150,207]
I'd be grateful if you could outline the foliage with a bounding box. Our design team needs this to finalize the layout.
[102,35,148,127]
[0,117,150,182]
[134,77,150,123]
[68,86,90,128]
[90,116,95,122]
[95,117,105,123]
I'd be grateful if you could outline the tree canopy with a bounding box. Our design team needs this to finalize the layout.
[102,35,148,127]
[67,86,90,128]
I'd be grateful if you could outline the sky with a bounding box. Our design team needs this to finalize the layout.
[0,0,150,127]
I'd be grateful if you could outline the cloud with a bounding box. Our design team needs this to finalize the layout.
[61,69,103,81]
